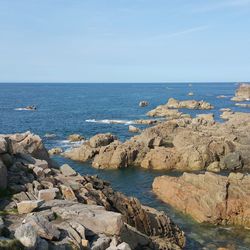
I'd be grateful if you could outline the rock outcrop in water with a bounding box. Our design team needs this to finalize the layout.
[164,98,214,110]
[0,132,185,249]
[64,112,250,172]
[68,134,85,142]
[139,101,149,107]
[231,83,250,101]
[146,98,213,118]
[153,172,250,228]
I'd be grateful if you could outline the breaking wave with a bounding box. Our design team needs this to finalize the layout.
[85,119,135,125]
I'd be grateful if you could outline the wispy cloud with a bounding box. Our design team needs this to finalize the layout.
[165,25,209,38]
[193,0,250,12]
[149,25,209,41]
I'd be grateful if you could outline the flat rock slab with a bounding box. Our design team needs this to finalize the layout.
[17,200,44,214]
[59,164,77,176]
[38,188,59,201]
[51,203,123,236]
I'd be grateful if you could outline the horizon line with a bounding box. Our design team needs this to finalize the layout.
[0,81,246,84]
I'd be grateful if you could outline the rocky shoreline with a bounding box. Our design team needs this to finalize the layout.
[0,132,185,249]
[63,111,250,173]
[56,83,250,247]
[1,83,250,249]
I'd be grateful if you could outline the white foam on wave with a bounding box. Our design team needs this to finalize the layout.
[14,108,35,111]
[85,119,135,125]
[56,139,85,150]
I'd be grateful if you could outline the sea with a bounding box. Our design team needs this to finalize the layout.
[0,82,250,249]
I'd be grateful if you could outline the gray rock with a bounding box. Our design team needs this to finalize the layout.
[0,217,4,235]
[59,164,77,176]
[0,153,13,167]
[91,235,111,250]
[56,221,82,245]
[49,237,72,250]
[51,203,123,236]
[69,221,86,239]
[0,137,7,154]
[36,237,49,250]
[117,242,131,250]
[120,224,150,250]
[223,152,243,170]
[33,166,45,178]
[34,159,49,169]
[15,223,38,248]
[106,236,120,250]
[44,168,52,175]
[25,214,60,240]
[0,160,7,189]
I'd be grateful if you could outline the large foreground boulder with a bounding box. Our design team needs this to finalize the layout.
[6,131,50,162]
[153,172,250,228]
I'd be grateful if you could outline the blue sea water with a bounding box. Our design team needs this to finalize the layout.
[0,82,250,249]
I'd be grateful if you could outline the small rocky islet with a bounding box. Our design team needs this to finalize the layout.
[0,83,250,249]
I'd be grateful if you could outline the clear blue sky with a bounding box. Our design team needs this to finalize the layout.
[0,0,250,83]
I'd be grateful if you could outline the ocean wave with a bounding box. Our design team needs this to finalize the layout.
[85,119,135,125]
[14,108,35,111]
[55,139,85,150]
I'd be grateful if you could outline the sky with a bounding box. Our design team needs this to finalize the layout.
[0,0,250,83]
